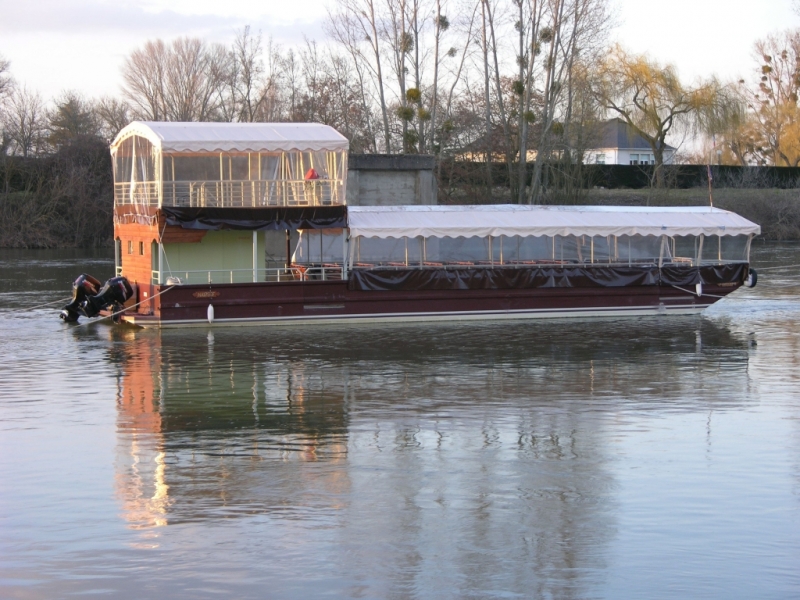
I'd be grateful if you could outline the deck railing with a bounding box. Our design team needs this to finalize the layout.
[115,179,343,207]
[346,258,717,269]
[153,265,344,285]
[146,258,742,286]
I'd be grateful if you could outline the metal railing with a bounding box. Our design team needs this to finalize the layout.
[115,179,343,207]
[346,258,737,270]
[152,265,344,285]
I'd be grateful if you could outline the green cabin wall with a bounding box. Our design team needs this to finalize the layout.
[163,230,266,284]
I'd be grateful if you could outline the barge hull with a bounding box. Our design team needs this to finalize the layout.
[123,279,738,328]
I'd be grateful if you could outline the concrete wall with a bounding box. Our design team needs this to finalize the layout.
[346,154,437,206]
[265,155,439,264]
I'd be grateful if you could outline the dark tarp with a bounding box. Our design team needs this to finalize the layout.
[162,206,347,231]
[349,263,748,292]
[660,263,748,287]
[349,265,660,292]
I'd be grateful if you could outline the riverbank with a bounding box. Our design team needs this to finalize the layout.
[584,188,800,240]
[2,183,798,247]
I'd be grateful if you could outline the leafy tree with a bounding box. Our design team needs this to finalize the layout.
[47,91,100,149]
[593,46,719,186]
[736,30,800,166]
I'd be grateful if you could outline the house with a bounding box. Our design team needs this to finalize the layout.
[586,118,676,166]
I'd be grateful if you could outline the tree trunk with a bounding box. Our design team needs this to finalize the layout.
[481,0,492,199]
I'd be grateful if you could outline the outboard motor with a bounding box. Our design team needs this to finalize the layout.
[60,274,103,322]
[60,275,134,323]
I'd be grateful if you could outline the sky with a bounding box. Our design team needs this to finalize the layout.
[1,0,799,101]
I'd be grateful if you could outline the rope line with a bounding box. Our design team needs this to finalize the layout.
[72,285,176,328]
[668,284,792,301]
[670,284,728,299]
[25,296,74,311]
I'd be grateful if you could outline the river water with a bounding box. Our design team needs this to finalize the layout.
[0,244,798,599]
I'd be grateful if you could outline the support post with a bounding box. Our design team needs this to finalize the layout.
[253,230,258,282]
[697,234,705,266]
[342,231,349,280]
[286,230,291,269]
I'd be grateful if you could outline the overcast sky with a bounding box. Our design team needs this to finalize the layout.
[1,0,799,101]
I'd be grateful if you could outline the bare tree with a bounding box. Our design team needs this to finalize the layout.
[121,37,229,122]
[428,3,448,155]
[515,0,545,203]
[163,38,227,121]
[221,26,271,122]
[0,54,15,154]
[385,0,414,151]
[95,97,131,141]
[300,39,322,122]
[0,54,11,102]
[254,36,286,122]
[121,39,168,120]
[328,0,393,151]
[4,86,47,157]
[484,0,513,194]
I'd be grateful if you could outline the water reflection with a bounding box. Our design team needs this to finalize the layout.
[102,316,754,596]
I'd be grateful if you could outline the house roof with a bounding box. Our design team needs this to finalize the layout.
[597,118,675,151]
[346,205,760,239]
[111,121,350,154]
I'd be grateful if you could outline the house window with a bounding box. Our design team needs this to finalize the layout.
[139,241,144,255]
[595,153,606,165]
[127,240,133,254]
[629,154,639,165]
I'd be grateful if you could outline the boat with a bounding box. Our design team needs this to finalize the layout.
[61,121,760,328]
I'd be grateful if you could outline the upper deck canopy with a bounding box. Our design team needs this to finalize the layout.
[346,205,761,238]
[111,121,349,154]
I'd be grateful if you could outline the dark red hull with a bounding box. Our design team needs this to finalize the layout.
[124,275,743,328]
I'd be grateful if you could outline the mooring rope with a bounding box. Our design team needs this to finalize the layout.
[670,284,728,299]
[23,296,74,311]
[72,285,176,328]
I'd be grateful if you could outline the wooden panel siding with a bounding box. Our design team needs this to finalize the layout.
[115,221,159,314]
[161,226,207,244]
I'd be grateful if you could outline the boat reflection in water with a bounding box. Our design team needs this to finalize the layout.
[105,317,753,594]
[111,327,351,531]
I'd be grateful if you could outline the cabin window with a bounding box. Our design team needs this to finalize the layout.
[595,153,606,165]
[127,240,133,254]
[114,238,122,275]
[139,241,144,255]
[629,154,639,165]
[151,241,159,282]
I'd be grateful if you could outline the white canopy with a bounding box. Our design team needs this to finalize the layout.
[111,121,350,154]
[346,205,761,238]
